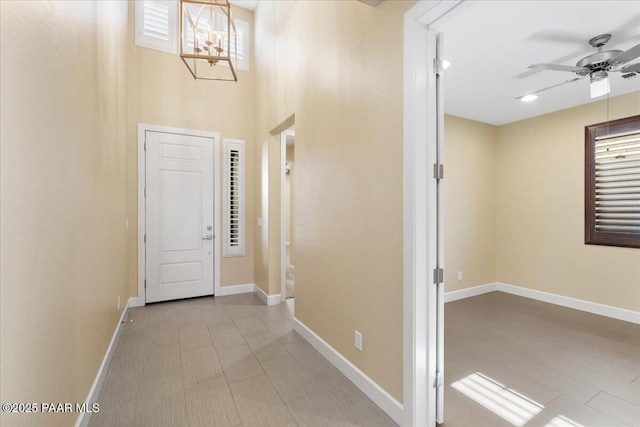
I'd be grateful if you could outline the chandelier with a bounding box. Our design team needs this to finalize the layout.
[180,0,238,81]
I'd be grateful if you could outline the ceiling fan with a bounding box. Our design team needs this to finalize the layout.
[518,34,640,100]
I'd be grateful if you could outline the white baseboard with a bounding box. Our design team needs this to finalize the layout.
[253,284,280,306]
[496,283,640,325]
[444,283,498,303]
[75,297,133,427]
[218,283,255,296]
[444,282,640,325]
[293,318,403,425]
[128,296,144,307]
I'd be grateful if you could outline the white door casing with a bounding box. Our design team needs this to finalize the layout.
[138,125,221,305]
[404,1,463,426]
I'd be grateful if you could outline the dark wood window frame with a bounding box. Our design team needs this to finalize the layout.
[585,114,640,249]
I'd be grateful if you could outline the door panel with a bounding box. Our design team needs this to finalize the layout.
[161,170,202,251]
[146,131,214,303]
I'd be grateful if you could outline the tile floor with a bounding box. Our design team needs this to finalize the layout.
[88,294,396,427]
[90,291,640,427]
[444,292,640,427]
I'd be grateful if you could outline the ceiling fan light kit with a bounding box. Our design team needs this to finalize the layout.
[590,72,610,98]
[518,33,640,100]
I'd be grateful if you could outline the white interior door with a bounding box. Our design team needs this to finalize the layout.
[145,131,215,303]
[435,30,445,425]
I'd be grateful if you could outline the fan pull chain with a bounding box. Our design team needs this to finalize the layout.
[606,91,610,136]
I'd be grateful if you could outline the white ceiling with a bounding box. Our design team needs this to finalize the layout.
[230,0,381,12]
[229,0,259,11]
[434,1,640,125]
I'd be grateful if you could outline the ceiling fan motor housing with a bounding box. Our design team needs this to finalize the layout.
[577,50,624,73]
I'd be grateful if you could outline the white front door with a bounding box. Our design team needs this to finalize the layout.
[145,130,215,303]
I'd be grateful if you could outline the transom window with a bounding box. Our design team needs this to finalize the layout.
[135,0,250,72]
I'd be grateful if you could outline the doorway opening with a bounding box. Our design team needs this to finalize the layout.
[281,128,295,304]
[408,1,640,426]
[269,113,296,317]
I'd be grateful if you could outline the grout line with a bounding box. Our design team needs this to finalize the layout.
[226,373,247,426]
[583,391,636,427]
[583,390,602,405]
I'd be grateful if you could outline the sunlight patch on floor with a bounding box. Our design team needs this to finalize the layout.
[544,415,584,427]
[451,372,544,426]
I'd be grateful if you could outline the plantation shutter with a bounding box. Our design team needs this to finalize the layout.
[217,15,250,72]
[224,139,246,257]
[143,1,170,40]
[135,0,178,54]
[586,115,640,248]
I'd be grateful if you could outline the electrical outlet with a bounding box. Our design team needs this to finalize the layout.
[117,296,121,312]
[354,331,363,351]
[457,271,463,281]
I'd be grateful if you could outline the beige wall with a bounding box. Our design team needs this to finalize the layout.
[254,0,414,401]
[0,2,129,425]
[125,3,256,294]
[444,94,640,312]
[444,115,498,291]
[497,92,640,311]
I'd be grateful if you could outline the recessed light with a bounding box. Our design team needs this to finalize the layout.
[521,94,538,102]
[442,60,451,70]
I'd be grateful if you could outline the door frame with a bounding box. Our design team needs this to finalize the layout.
[137,123,221,306]
[403,1,464,425]
[280,128,295,303]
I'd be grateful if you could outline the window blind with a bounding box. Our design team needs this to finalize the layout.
[594,131,640,233]
[143,1,170,41]
[224,139,246,257]
[135,0,178,54]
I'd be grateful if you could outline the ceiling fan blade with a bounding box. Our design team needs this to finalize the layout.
[612,43,640,64]
[621,62,640,73]
[528,63,588,73]
[515,76,586,100]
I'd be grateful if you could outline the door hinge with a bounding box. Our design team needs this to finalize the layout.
[144,142,147,151]
[144,187,147,198]
[144,279,146,289]
[433,163,444,180]
[434,371,443,389]
[433,58,445,76]
[144,234,146,244]
[433,268,444,284]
